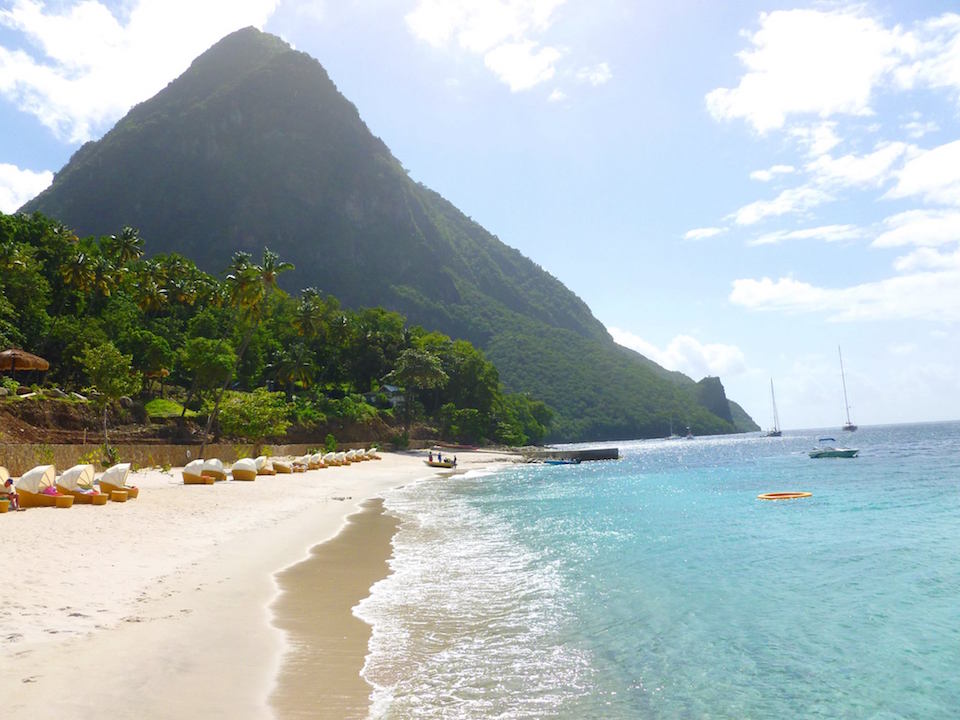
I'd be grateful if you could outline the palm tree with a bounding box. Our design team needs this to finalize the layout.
[104,226,144,267]
[60,250,95,294]
[276,342,316,397]
[201,248,294,455]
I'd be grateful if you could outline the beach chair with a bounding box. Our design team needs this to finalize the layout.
[308,453,325,469]
[99,463,139,500]
[183,459,214,485]
[231,458,257,481]
[273,459,293,474]
[367,448,382,460]
[57,464,108,505]
[16,465,74,508]
[202,458,227,481]
[255,456,275,476]
[334,452,347,466]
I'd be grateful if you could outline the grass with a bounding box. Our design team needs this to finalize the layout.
[145,397,198,418]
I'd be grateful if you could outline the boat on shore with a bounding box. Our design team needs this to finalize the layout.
[839,346,857,432]
[809,437,858,459]
[543,458,581,466]
[765,378,782,437]
[425,459,457,468]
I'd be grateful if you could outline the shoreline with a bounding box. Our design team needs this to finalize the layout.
[0,449,517,718]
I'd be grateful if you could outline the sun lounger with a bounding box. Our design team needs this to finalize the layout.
[202,458,227,481]
[255,456,275,475]
[183,459,214,485]
[57,464,108,505]
[231,458,257,481]
[16,465,74,508]
[99,463,139,499]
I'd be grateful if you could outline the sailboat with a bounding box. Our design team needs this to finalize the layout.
[765,379,782,437]
[838,346,857,432]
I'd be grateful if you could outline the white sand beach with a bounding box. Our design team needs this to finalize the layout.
[0,450,515,719]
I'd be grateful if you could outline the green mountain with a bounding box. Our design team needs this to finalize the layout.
[22,27,757,440]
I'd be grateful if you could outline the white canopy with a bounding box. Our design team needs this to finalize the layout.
[16,465,55,493]
[232,458,257,475]
[203,459,225,477]
[58,464,96,491]
[101,463,131,487]
[183,459,206,479]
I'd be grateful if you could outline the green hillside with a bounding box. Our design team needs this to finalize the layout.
[22,27,757,440]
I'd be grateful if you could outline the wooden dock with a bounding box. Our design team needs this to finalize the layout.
[524,447,619,463]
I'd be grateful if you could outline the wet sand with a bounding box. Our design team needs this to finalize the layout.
[271,499,398,719]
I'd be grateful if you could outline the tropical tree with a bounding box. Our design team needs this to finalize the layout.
[78,341,142,455]
[384,348,448,427]
[201,249,293,452]
[103,226,144,267]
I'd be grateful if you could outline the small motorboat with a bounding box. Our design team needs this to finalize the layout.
[543,458,581,465]
[809,437,858,458]
[425,458,456,468]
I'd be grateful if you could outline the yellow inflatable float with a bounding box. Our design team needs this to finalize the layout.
[757,491,812,501]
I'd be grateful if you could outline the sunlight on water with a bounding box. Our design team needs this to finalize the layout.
[360,423,960,718]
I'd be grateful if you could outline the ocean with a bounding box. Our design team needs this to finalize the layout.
[357,422,960,718]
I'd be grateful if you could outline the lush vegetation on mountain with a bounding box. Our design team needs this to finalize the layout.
[21,27,757,440]
[0,211,552,447]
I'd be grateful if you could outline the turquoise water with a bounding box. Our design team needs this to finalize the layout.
[358,422,960,718]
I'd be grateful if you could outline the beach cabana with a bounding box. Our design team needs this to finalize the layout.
[99,463,138,500]
[231,458,257,481]
[57,464,108,505]
[322,452,338,466]
[365,448,381,460]
[273,459,292,474]
[183,459,214,485]
[202,459,227,481]
[0,466,8,483]
[16,465,73,508]
[334,452,347,466]
[309,453,327,469]
[255,456,275,476]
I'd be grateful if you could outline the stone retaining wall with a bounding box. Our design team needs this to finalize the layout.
[0,441,387,476]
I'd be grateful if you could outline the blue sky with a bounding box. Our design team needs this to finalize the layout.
[2,0,960,431]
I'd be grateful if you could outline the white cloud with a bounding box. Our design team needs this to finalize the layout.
[548,88,566,102]
[406,0,587,93]
[576,62,611,86]
[886,139,960,206]
[902,119,939,138]
[484,41,562,92]
[0,0,280,143]
[733,185,831,225]
[608,327,748,379]
[749,224,864,246]
[0,162,52,212]
[730,271,960,322]
[872,208,960,248]
[789,122,842,156]
[750,164,794,182]
[406,0,564,53]
[807,141,911,188]
[705,8,910,132]
[684,226,727,240]
[892,247,960,272]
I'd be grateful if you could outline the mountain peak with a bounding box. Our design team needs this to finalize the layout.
[20,30,758,440]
